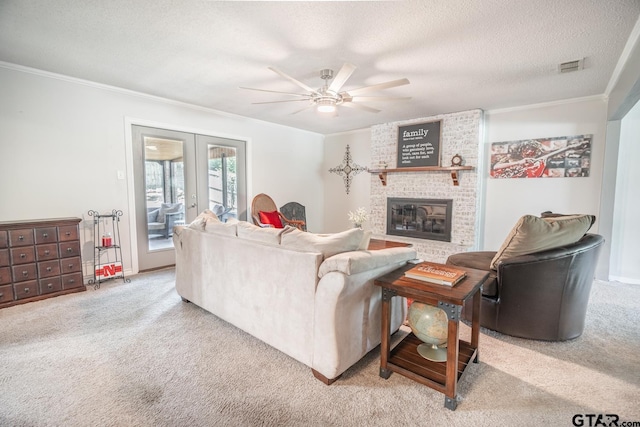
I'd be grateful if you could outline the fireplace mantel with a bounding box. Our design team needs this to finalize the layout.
[369,166,474,186]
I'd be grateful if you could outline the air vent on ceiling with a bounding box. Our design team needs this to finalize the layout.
[559,58,584,73]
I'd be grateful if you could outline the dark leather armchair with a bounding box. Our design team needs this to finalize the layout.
[446,234,604,341]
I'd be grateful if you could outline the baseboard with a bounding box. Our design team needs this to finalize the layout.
[608,275,640,285]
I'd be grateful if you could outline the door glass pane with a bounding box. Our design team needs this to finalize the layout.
[208,145,237,222]
[144,136,185,251]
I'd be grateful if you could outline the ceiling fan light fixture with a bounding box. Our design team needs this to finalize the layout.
[241,63,410,116]
[316,98,337,113]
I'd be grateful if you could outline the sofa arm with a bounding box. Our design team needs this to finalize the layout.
[318,247,417,278]
[312,250,414,380]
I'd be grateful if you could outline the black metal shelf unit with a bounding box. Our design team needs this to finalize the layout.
[87,209,130,288]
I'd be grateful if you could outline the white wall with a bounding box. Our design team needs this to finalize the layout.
[322,129,372,233]
[483,98,607,251]
[611,100,640,284]
[0,65,325,275]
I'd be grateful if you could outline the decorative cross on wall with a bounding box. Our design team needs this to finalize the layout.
[329,145,367,194]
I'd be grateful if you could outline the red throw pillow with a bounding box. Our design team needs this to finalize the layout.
[259,211,284,228]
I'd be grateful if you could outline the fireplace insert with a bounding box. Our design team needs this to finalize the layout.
[386,198,453,242]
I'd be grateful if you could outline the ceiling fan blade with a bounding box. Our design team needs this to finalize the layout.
[268,66,318,94]
[328,63,357,93]
[290,104,316,115]
[352,96,412,102]
[239,86,310,97]
[252,99,311,104]
[346,78,410,96]
[341,102,381,113]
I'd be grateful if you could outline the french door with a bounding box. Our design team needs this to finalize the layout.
[132,125,246,271]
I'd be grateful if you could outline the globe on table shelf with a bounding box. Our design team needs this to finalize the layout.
[407,302,449,362]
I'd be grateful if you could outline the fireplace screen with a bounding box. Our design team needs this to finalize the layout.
[386,198,453,242]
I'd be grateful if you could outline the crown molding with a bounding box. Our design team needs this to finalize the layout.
[486,94,606,115]
[325,127,371,138]
[0,61,228,114]
[0,61,323,136]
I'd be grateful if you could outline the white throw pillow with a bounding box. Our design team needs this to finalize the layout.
[237,221,286,245]
[188,209,218,231]
[280,227,365,259]
[204,217,239,236]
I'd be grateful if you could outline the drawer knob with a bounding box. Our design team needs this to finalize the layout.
[22,271,28,277]
[67,248,73,253]
[68,279,74,284]
[20,253,26,258]
[65,231,71,236]
[47,283,52,289]
[18,235,24,240]
[0,292,3,298]
[46,267,52,272]
[24,287,29,293]
[43,233,48,238]
[45,250,50,255]
[68,264,73,269]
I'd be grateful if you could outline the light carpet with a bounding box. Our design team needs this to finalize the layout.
[1,268,639,427]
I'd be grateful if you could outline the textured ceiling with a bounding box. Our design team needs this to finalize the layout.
[1,0,639,135]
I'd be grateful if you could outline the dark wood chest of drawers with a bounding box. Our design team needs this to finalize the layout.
[0,218,85,308]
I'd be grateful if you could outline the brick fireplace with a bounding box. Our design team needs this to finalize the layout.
[370,109,483,263]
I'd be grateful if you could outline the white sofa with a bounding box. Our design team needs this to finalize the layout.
[173,214,416,384]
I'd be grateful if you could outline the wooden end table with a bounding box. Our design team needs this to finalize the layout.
[367,238,412,251]
[374,263,488,410]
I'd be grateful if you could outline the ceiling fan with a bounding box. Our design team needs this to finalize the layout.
[240,63,411,114]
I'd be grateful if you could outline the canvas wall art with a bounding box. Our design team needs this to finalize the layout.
[490,134,592,179]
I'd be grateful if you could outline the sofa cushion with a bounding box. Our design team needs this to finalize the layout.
[280,227,364,259]
[259,211,284,228]
[490,214,595,270]
[237,221,286,245]
[188,209,218,231]
[205,218,239,236]
[358,230,372,251]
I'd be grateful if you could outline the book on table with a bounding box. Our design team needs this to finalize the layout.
[404,262,466,287]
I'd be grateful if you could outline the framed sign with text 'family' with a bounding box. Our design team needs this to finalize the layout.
[397,120,442,167]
